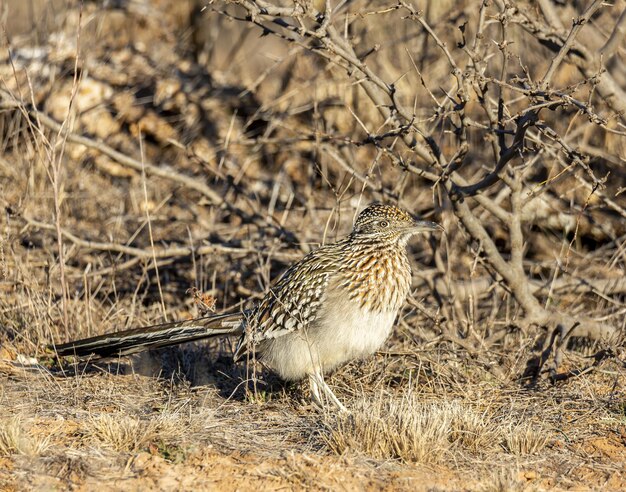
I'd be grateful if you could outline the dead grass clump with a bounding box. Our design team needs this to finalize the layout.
[447,402,502,454]
[323,395,451,463]
[503,422,550,456]
[477,468,526,492]
[323,394,552,463]
[0,417,52,456]
[82,413,182,454]
[323,395,502,463]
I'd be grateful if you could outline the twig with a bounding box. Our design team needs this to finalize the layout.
[22,216,302,262]
[599,7,626,58]
[0,91,225,206]
[450,111,538,198]
[540,0,603,89]
[138,129,167,321]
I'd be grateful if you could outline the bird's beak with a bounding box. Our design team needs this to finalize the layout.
[412,219,443,233]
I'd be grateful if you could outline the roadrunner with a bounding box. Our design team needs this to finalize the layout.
[51,204,440,411]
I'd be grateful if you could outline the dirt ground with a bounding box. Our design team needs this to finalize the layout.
[1,341,625,491]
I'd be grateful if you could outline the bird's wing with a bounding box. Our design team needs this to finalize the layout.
[233,244,341,360]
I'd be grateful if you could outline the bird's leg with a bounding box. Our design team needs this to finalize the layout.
[309,371,347,413]
[319,376,348,413]
[308,373,324,410]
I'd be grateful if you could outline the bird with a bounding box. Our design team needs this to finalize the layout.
[50,203,440,411]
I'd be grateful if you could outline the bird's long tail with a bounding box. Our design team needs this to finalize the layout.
[49,312,244,358]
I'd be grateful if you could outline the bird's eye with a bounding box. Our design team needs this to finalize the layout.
[379,220,389,228]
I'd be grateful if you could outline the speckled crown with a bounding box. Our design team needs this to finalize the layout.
[354,203,415,229]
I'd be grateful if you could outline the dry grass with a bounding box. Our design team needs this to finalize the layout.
[1,351,624,490]
[83,413,179,454]
[324,396,453,463]
[322,394,550,464]
[0,417,52,457]
[476,469,526,492]
[503,422,551,457]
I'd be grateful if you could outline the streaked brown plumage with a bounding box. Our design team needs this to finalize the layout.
[51,203,440,410]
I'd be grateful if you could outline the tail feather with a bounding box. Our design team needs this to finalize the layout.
[50,312,244,358]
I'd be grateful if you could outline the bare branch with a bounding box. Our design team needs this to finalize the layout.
[599,7,626,58]
[540,0,604,89]
[450,111,538,198]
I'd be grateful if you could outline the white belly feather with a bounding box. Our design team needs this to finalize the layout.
[261,296,398,381]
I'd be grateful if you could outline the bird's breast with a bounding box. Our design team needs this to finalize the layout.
[339,248,412,314]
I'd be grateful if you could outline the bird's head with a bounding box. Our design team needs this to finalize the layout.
[350,203,441,246]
